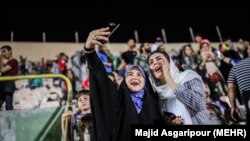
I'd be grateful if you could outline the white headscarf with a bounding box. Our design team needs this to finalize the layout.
[149,53,204,125]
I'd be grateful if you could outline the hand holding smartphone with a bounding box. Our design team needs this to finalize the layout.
[101,22,120,44]
[108,22,120,38]
[85,23,120,49]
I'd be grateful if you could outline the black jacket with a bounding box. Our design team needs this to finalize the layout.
[86,51,164,141]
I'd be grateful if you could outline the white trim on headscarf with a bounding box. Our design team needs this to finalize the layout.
[149,53,204,125]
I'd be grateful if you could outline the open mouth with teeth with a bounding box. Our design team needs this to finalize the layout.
[154,66,162,73]
[130,80,140,86]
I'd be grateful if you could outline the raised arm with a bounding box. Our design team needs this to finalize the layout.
[84,27,118,140]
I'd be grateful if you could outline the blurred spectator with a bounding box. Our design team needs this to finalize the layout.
[29,67,43,89]
[228,58,250,124]
[58,52,68,75]
[64,69,77,99]
[218,39,247,84]
[80,52,88,83]
[117,39,137,76]
[178,44,197,71]
[52,59,60,74]
[97,44,113,74]
[122,39,137,65]
[19,55,28,75]
[241,40,250,57]
[102,44,113,61]
[151,37,164,52]
[204,81,227,125]
[82,68,89,90]
[70,51,85,92]
[221,38,233,52]
[0,45,19,110]
[168,48,179,65]
[194,33,203,44]
[71,51,81,79]
[134,43,151,73]
[235,44,246,59]
[247,44,250,57]
[197,41,227,97]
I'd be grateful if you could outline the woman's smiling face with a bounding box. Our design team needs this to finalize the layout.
[125,67,145,92]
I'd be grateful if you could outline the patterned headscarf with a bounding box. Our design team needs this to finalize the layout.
[125,65,146,113]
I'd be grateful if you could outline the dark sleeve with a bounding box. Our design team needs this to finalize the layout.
[134,51,137,57]
[6,59,19,75]
[85,49,118,140]
[121,52,125,60]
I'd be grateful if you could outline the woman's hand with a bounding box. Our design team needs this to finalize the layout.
[230,107,242,121]
[164,115,184,125]
[160,60,177,90]
[159,60,171,81]
[171,116,184,125]
[85,27,110,49]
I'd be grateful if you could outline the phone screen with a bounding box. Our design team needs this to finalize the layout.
[108,22,120,38]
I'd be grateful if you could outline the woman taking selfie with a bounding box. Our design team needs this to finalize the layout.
[83,27,164,141]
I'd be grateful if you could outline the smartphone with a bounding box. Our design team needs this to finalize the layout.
[108,22,120,38]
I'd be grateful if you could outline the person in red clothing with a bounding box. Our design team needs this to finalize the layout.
[0,45,19,110]
[82,77,89,90]
[57,52,68,74]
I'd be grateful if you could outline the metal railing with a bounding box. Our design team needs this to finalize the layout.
[0,74,73,141]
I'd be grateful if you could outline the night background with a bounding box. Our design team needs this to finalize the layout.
[0,1,249,43]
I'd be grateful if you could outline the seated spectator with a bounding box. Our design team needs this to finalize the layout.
[134,43,151,73]
[29,68,43,89]
[62,90,92,141]
[197,40,227,97]
[64,69,77,99]
[117,39,137,76]
[194,34,203,44]
[204,82,227,125]
[151,37,164,52]
[178,44,197,71]
[97,44,113,74]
